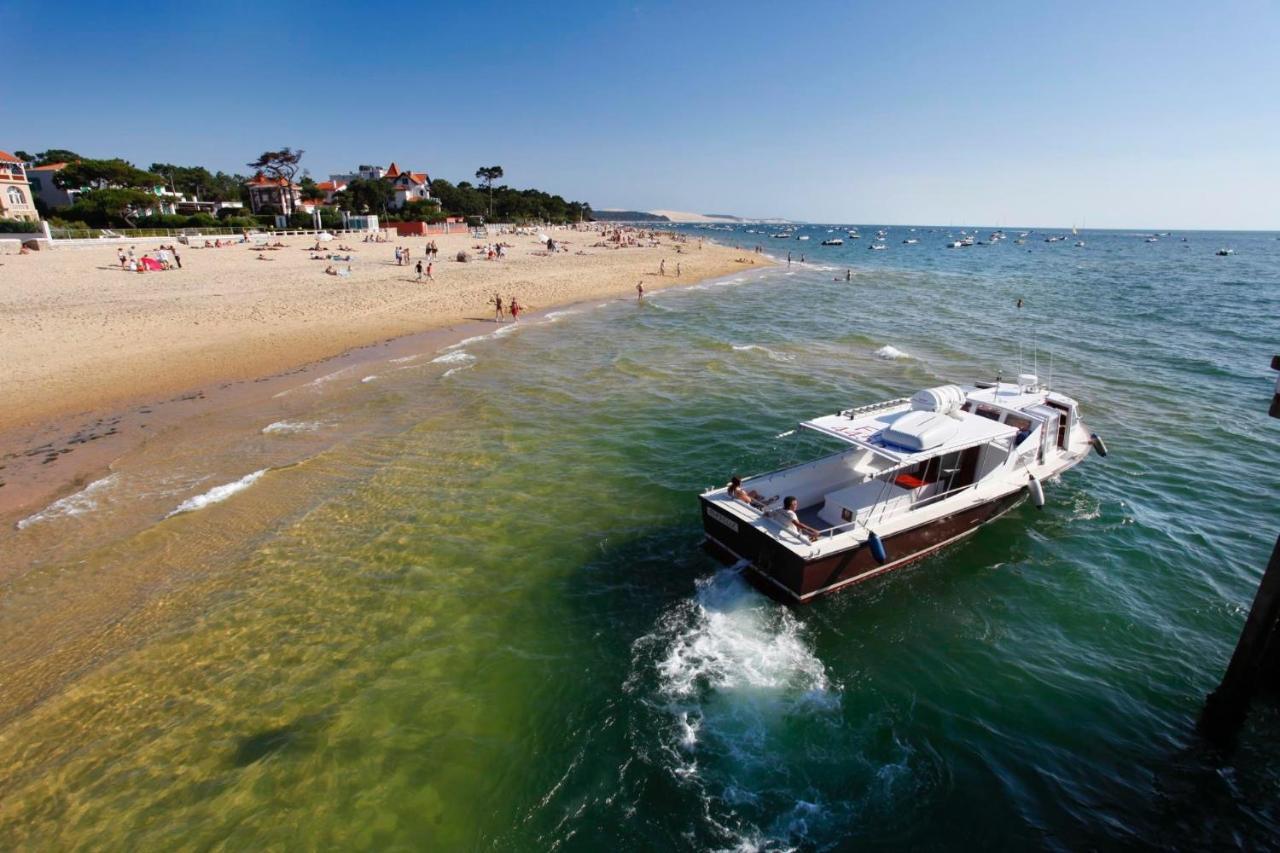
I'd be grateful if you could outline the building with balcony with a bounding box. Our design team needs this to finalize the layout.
[0,151,39,221]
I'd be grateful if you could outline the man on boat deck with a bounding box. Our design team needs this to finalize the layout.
[770,496,821,542]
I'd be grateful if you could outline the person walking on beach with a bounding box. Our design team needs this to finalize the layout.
[416,260,424,281]
[636,281,644,301]
[117,249,127,268]
[787,251,792,266]
[676,262,681,277]
[492,293,504,322]
[426,261,434,281]
[659,259,666,276]
[509,297,522,322]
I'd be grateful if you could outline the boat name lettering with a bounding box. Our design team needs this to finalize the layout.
[706,507,739,532]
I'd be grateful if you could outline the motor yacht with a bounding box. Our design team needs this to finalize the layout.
[700,377,1104,603]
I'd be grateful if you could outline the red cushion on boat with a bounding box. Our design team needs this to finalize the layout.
[894,473,926,489]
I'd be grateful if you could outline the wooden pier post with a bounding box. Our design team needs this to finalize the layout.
[1197,356,1280,746]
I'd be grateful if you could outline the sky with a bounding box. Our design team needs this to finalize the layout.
[5,0,1278,229]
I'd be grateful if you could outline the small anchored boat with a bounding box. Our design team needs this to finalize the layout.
[700,376,1103,603]
[821,238,844,246]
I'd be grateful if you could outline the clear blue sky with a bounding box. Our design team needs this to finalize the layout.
[6,0,1277,229]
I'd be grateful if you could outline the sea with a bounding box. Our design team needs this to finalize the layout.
[1,225,1278,850]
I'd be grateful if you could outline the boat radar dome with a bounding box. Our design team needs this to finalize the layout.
[909,385,966,415]
[1017,373,1039,391]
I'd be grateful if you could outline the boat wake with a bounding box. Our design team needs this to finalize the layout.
[16,475,118,530]
[166,469,267,518]
[627,568,845,849]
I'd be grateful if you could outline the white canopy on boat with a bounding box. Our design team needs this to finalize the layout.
[800,405,1017,469]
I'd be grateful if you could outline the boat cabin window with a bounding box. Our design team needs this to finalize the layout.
[894,455,942,489]
[1004,413,1034,444]
[901,445,986,508]
[970,404,1002,421]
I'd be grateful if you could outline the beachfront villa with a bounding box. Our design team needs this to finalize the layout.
[385,162,433,209]
[0,151,38,222]
[245,172,303,214]
[26,162,77,210]
[314,179,346,202]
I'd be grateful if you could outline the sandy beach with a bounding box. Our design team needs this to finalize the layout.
[0,228,767,520]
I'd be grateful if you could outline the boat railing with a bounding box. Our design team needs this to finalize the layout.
[839,397,911,419]
[908,481,978,511]
[810,480,983,540]
[814,519,862,540]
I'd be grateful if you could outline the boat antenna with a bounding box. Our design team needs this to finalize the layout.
[1048,350,1054,390]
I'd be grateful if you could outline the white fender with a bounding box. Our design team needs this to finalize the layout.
[1028,475,1045,509]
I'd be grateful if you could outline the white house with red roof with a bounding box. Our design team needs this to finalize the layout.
[384,162,433,209]
[313,179,346,202]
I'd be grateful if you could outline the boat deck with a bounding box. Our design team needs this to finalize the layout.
[796,504,827,531]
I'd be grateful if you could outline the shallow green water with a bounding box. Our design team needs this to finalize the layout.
[2,227,1279,849]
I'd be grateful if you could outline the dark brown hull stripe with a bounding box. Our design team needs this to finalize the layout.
[701,489,1027,603]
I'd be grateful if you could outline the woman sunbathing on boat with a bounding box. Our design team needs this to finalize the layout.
[727,476,776,510]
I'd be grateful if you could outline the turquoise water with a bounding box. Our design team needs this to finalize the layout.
[2,226,1279,849]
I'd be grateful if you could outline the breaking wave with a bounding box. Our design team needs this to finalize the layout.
[431,350,476,366]
[732,344,794,362]
[262,420,322,435]
[166,469,267,518]
[16,475,118,529]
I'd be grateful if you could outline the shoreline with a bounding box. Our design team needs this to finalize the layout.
[1,231,771,527]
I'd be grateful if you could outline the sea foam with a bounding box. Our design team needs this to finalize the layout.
[16,475,118,529]
[431,350,475,365]
[262,420,322,435]
[166,469,266,517]
[628,567,842,848]
[732,344,794,362]
[874,345,910,360]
